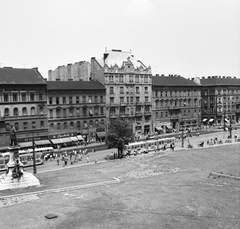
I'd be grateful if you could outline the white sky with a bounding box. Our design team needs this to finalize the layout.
[0,0,239,79]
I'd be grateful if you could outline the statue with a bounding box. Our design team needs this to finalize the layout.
[10,125,18,147]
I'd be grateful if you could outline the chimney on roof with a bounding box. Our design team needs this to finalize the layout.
[56,79,60,81]
[33,67,38,71]
[161,74,164,76]
[178,75,180,77]
[234,76,236,79]
[191,78,194,80]
[219,76,221,78]
[202,77,205,79]
[208,76,211,79]
[156,74,159,76]
[222,76,225,78]
[68,78,73,81]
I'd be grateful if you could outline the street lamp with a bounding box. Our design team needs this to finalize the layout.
[32,132,37,174]
[180,102,187,148]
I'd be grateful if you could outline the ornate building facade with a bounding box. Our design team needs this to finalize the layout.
[0,67,48,147]
[48,61,91,81]
[200,76,240,125]
[152,75,202,133]
[47,81,106,142]
[91,49,152,135]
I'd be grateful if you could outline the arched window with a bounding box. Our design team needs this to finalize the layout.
[13,108,19,116]
[101,119,104,126]
[15,122,19,130]
[4,108,9,117]
[22,107,27,116]
[50,123,54,130]
[70,122,74,129]
[5,123,10,131]
[31,107,36,115]
[39,107,44,115]
[57,123,61,130]
[64,122,67,129]
[77,121,80,129]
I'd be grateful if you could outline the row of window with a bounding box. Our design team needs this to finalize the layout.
[1,93,44,102]
[49,107,104,118]
[155,100,200,107]
[110,96,149,104]
[105,74,151,83]
[49,119,105,130]
[155,109,200,118]
[49,95,104,105]
[3,107,44,117]
[5,121,45,131]
[154,90,200,97]
[109,86,150,94]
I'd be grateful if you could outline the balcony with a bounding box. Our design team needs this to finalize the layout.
[135,111,142,116]
[119,113,129,117]
[144,111,151,116]
[3,114,47,120]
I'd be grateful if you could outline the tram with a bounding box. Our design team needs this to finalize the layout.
[123,137,176,156]
[0,146,53,172]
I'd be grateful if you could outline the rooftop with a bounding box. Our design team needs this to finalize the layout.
[200,76,240,86]
[0,67,46,84]
[47,80,105,90]
[152,74,199,86]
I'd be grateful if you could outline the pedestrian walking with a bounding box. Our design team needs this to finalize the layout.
[95,159,98,163]
[56,154,60,165]
[87,155,89,163]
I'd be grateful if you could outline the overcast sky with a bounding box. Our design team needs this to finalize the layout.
[0,0,239,79]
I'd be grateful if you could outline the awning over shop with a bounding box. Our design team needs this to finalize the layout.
[96,132,106,137]
[69,136,79,142]
[50,138,63,144]
[60,137,72,143]
[225,118,229,122]
[209,119,214,122]
[34,139,52,146]
[19,141,33,148]
[155,126,163,131]
[202,118,208,122]
[77,135,84,141]
[164,124,173,130]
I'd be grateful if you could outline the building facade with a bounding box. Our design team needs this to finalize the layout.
[91,49,152,135]
[47,81,106,142]
[0,67,48,147]
[48,61,91,81]
[200,76,240,125]
[152,75,202,133]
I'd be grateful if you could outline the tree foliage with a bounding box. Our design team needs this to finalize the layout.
[106,118,134,151]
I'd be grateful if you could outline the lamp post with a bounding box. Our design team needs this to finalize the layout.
[223,110,226,131]
[181,115,184,148]
[229,113,232,138]
[32,132,37,174]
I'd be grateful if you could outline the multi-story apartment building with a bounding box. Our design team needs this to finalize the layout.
[200,76,240,125]
[91,49,152,135]
[47,81,106,142]
[0,67,48,148]
[48,61,91,81]
[152,74,202,133]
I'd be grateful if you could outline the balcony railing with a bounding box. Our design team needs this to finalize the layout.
[2,114,47,120]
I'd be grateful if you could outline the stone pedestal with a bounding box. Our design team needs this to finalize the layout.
[0,146,40,191]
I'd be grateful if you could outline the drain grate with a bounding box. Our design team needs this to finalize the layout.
[45,214,58,219]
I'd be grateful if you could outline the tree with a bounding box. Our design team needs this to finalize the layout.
[106,118,134,158]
